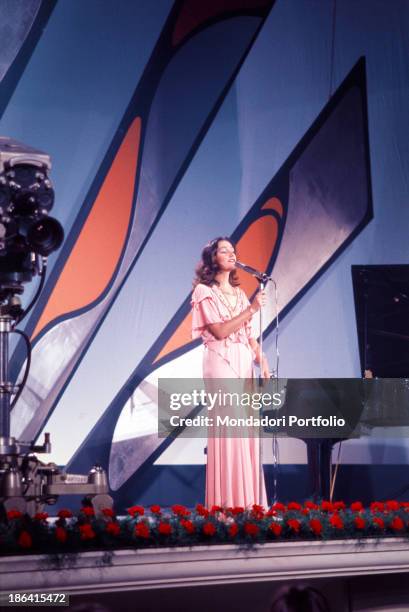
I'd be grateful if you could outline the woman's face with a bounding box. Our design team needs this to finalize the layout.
[214,239,236,271]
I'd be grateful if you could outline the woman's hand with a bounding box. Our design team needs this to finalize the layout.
[249,338,271,378]
[250,289,267,313]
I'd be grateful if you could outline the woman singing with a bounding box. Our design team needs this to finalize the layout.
[191,237,268,508]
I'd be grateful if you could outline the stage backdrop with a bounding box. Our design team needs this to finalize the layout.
[1,0,409,508]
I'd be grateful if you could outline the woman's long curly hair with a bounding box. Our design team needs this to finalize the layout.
[193,236,240,288]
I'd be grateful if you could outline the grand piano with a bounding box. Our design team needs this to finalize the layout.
[263,265,409,499]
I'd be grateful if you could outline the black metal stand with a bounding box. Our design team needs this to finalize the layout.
[0,315,19,456]
[0,308,112,516]
[305,439,333,500]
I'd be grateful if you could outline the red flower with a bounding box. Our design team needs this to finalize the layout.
[128,505,145,517]
[34,512,49,521]
[251,506,264,519]
[81,506,95,517]
[7,510,23,520]
[329,513,344,530]
[321,501,333,512]
[370,501,384,513]
[386,500,399,512]
[106,522,120,536]
[135,522,150,538]
[102,508,115,518]
[269,522,282,536]
[150,505,161,514]
[231,506,245,515]
[195,504,209,518]
[400,502,409,509]
[309,519,323,536]
[333,501,346,511]
[55,526,68,543]
[391,516,405,531]
[210,505,223,514]
[266,508,277,517]
[287,502,302,511]
[287,519,301,533]
[202,522,216,536]
[228,523,239,538]
[373,517,385,529]
[244,522,260,537]
[270,503,286,513]
[302,508,310,516]
[79,524,96,540]
[304,501,319,510]
[354,516,366,530]
[171,504,191,517]
[350,501,363,512]
[57,509,73,519]
[18,531,32,548]
[180,519,195,534]
[158,522,172,535]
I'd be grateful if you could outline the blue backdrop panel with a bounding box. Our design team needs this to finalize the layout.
[0,0,54,117]
[9,2,274,454]
[64,60,373,510]
[1,0,409,507]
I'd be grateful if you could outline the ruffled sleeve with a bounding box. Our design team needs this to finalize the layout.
[191,284,223,339]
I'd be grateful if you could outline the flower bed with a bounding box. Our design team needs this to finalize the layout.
[1,500,409,555]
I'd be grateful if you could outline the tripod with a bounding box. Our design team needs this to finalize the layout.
[0,293,112,517]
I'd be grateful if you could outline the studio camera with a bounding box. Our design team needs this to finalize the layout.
[0,138,111,518]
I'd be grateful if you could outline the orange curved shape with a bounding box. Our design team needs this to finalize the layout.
[262,197,283,216]
[32,117,142,340]
[154,205,281,363]
[235,214,278,296]
[154,311,193,364]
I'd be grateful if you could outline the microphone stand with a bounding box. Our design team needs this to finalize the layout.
[257,277,265,505]
[254,272,274,505]
[237,266,274,386]
[258,279,266,387]
[236,263,275,505]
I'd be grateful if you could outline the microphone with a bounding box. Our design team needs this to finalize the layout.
[235,261,273,283]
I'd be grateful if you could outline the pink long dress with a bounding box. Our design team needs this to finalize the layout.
[191,283,267,508]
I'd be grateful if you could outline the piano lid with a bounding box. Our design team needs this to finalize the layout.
[352,265,409,377]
